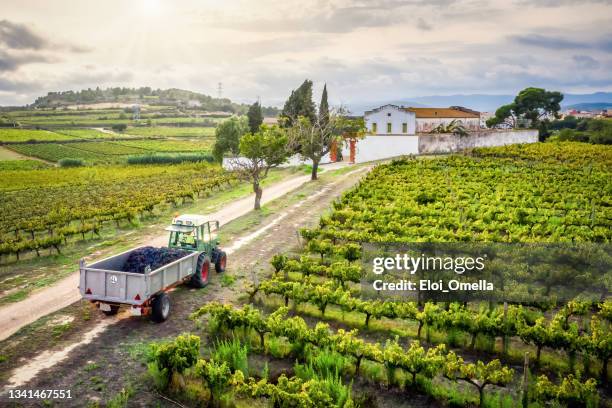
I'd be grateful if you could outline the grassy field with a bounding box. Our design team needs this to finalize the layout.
[0,160,49,170]
[123,126,216,137]
[118,139,213,152]
[0,129,76,143]
[6,143,110,163]
[67,141,148,155]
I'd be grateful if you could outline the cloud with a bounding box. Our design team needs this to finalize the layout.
[513,0,612,7]
[416,18,432,31]
[0,20,48,50]
[0,50,52,72]
[511,34,585,50]
[572,55,601,69]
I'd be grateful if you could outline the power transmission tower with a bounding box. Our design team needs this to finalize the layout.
[217,82,223,99]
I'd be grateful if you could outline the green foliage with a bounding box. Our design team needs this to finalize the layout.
[194,358,233,406]
[212,116,248,161]
[58,158,84,167]
[212,337,249,377]
[236,125,291,209]
[0,163,233,259]
[487,87,563,128]
[534,374,598,407]
[280,79,317,127]
[554,119,612,145]
[148,333,201,390]
[106,384,134,408]
[126,153,214,164]
[112,124,127,132]
[247,101,263,134]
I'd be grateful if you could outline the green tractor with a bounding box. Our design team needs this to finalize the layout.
[165,214,227,288]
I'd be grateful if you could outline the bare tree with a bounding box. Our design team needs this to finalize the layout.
[287,107,363,180]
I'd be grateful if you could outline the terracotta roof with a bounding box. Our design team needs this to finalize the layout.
[405,107,480,119]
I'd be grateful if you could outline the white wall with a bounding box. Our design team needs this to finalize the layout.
[365,105,416,135]
[341,135,419,162]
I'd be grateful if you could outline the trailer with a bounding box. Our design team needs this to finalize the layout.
[79,215,227,322]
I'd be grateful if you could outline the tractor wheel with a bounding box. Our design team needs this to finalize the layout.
[151,293,171,323]
[215,250,227,273]
[191,254,210,288]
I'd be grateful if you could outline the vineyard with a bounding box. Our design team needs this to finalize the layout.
[0,163,236,262]
[117,139,214,152]
[149,142,610,407]
[7,143,112,162]
[0,129,76,143]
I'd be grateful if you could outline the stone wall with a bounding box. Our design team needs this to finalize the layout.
[417,129,538,154]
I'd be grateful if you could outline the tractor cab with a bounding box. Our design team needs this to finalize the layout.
[165,214,220,253]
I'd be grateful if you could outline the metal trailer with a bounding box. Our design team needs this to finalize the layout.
[79,247,199,321]
[79,216,227,322]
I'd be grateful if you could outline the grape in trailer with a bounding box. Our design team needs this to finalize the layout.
[79,214,227,322]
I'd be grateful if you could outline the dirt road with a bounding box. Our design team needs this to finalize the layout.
[0,163,344,342]
[0,164,370,407]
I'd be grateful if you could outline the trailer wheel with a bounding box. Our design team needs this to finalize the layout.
[191,254,210,288]
[151,293,170,322]
[215,251,227,273]
[102,305,119,316]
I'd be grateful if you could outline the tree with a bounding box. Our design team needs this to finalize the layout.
[280,79,317,127]
[232,125,290,210]
[247,101,263,134]
[212,116,248,162]
[486,87,563,130]
[319,84,329,128]
[288,108,364,180]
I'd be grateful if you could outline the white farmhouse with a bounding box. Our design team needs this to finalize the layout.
[364,104,480,135]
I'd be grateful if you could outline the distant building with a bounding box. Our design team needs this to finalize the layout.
[364,104,480,135]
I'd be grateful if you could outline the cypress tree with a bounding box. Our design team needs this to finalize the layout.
[319,83,329,128]
[280,79,316,127]
[247,101,263,133]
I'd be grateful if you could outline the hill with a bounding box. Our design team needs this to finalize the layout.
[565,102,612,111]
[347,92,612,115]
[31,87,279,115]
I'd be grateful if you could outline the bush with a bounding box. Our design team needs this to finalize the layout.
[112,124,127,132]
[127,153,215,165]
[58,158,84,167]
[148,334,200,390]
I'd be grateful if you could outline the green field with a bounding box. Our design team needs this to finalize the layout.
[0,129,76,143]
[123,126,216,137]
[7,143,109,163]
[53,128,116,139]
[68,141,148,155]
[118,139,213,152]
[0,160,48,170]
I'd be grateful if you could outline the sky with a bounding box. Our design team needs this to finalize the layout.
[0,0,611,107]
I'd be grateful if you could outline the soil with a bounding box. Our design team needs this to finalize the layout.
[0,165,372,407]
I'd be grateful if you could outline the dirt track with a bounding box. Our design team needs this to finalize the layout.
[0,164,370,406]
[0,164,344,342]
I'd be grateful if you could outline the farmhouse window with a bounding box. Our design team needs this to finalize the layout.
[387,123,392,133]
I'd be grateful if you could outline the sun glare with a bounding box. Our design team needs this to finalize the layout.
[139,0,164,18]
